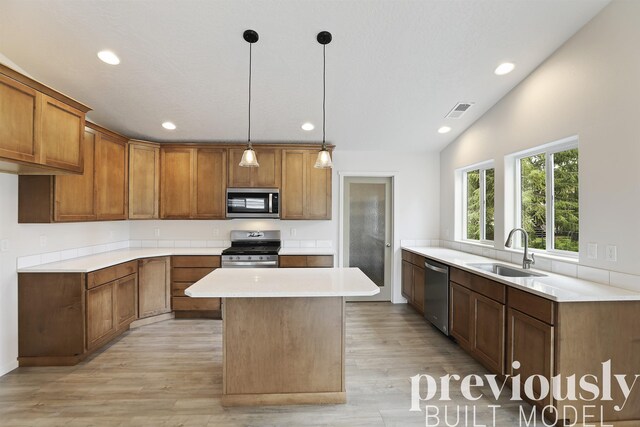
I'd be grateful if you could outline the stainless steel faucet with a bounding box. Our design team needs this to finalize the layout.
[505,228,535,270]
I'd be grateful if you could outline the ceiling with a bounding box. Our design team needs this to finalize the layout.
[0,0,609,152]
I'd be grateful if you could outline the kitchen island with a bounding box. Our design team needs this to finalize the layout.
[185,267,379,406]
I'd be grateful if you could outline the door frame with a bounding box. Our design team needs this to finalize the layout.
[338,172,398,302]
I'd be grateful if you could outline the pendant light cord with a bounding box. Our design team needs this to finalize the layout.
[248,42,252,146]
[322,44,326,149]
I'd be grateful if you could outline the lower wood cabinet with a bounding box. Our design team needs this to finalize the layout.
[278,255,334,268]
[116,273,138,328]
[86,281,117,350]
[401,251,425,314]
[138,257,171,319]
[449,271,505,375]
[171,255,221,318]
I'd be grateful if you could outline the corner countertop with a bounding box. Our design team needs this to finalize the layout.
[185,267,379,298]
[402,247,640,302]
[17,247,336,273]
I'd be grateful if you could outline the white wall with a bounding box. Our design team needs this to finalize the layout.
[440,0,640,275]
[130,149,442,304]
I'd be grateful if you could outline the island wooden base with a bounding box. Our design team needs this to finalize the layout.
[222,296,346,406]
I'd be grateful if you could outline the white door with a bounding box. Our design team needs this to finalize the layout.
[342,176,393,301]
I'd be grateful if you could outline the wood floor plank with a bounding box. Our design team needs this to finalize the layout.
[0,302,536,426]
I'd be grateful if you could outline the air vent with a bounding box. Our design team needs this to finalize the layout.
[446,102,474,119]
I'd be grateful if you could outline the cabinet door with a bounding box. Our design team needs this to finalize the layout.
[473,293,505,375]
[39,94,85,173]
[95,133,128,220]
[450,282,473,351]
[227,148,252,187]
[281,150,305,219]
[401,260,414,300]
[0,74,39,164]
[129,142,159,219]
[138,257,171,318]
[305,151,331,219]
[507,307,554,408]
[116,274,138,329]
[86,282,116,350]
[160,148,193,219]
[412,265,425,313]
[54,129,96,221]
[193,148,226,219]
[254,147,281,188]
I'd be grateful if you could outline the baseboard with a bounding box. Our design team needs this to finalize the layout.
[130,312,174,329]
[0,359,19,377]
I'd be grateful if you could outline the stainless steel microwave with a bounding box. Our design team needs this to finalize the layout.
[226,188,279,219]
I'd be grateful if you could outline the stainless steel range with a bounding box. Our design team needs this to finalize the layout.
[221,230,280,268]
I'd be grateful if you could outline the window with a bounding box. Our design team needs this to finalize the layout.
[462,164,495,242]
[516,140,579,254]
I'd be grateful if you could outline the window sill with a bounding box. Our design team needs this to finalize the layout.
[503,247,579,263]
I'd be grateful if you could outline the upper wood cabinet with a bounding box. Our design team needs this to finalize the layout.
[128,140,160,219]
[281,149,332,220]
[160,146,226,219]
[94,129,128,220]
[228,147,281,188]
[18,123,128,223]
[0,64,90,174]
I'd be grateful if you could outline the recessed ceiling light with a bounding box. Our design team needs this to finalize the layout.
[494,62,515,76]
[162,121,177,130]
[301,122,315,131]
[438,126,452,134]
[97,50,120,65]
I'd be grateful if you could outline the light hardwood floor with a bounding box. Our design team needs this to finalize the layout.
[0,302,536,426]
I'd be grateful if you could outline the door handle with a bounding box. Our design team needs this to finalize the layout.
[386,243,391,247]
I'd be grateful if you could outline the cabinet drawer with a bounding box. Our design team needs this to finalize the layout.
[508,287,555,325]
[87,261,138,289]
[172,296,220,311]
[171,267,214,282]
[450,268,505,304]
[279,256,307,268]
[411,253,425,267]
[172,255,220,268]
[306,255,334,267]
[171,282,193,297]
[402,250,413,262]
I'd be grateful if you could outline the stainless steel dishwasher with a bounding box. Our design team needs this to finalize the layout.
[423,259,450,335]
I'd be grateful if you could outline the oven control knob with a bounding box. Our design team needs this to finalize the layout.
[259,256,263,260]
[248,256,252,260]
[236,256,240,260]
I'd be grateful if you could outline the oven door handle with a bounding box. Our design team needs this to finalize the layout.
[223,261,278,267]
[269,194,273,213]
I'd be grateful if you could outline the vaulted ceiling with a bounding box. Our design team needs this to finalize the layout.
[0,0,609,151]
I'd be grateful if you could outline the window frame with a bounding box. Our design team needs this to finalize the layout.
[461,161,495,244]
[514,137,579,257]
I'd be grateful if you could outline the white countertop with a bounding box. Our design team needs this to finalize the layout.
[17,248,225,273]
[403,247,640,302]
[17,247,336,273]
[185,267,380,298]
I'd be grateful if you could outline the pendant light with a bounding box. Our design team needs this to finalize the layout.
[240,29,259,167]
[314,31,333,169]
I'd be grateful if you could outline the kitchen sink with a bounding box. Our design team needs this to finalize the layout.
[467,263,546,278]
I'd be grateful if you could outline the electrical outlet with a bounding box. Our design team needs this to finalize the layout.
[0,239,9,252]
[587,243,598,259]
[154,228,160,238]
[606,245,617,262]
[290,228,297,237]
[39,235,47,248]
